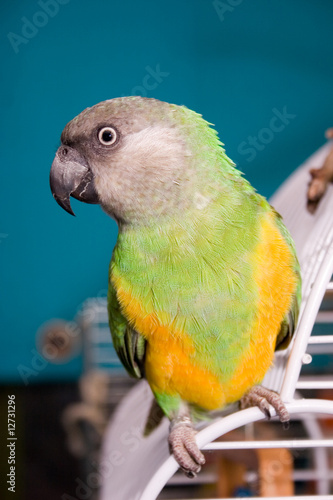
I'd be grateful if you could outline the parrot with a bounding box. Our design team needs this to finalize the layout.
[50,96,301,477]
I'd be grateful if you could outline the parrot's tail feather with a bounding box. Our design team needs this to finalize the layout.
[143,398,165,436]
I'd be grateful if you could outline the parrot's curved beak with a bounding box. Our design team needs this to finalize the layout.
[50,145,99,216]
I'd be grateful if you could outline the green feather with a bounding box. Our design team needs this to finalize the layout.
[108,282,145,378]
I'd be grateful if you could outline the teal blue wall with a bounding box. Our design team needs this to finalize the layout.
[1,0,333,382]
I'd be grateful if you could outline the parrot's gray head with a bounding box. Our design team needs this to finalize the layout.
[50,97,200,224]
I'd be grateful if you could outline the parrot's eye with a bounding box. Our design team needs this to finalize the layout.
[98,127,118,146]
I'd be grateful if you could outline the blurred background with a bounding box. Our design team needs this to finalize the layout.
[1,0,333,498]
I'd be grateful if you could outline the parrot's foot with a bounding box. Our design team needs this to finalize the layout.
[307,168,329,213]
[307,138,333,213]
[240,385,289,423]
[168,416,205,478]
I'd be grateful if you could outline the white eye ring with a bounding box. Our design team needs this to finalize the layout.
[98,127,118,146]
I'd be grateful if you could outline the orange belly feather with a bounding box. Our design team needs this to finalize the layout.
[112,214,297,410]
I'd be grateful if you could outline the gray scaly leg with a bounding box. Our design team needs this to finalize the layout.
[168,413,205,477]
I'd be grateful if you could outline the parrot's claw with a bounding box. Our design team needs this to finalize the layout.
[307,168,328,213]
[240,385,289,423]
[168,417,205,477]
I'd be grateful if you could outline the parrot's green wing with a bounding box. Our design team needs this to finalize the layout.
[107,284,146,378]
[275,290,300,350]
[273,208,302,351]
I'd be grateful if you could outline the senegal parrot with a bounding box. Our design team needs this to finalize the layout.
[50,97,301,476]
